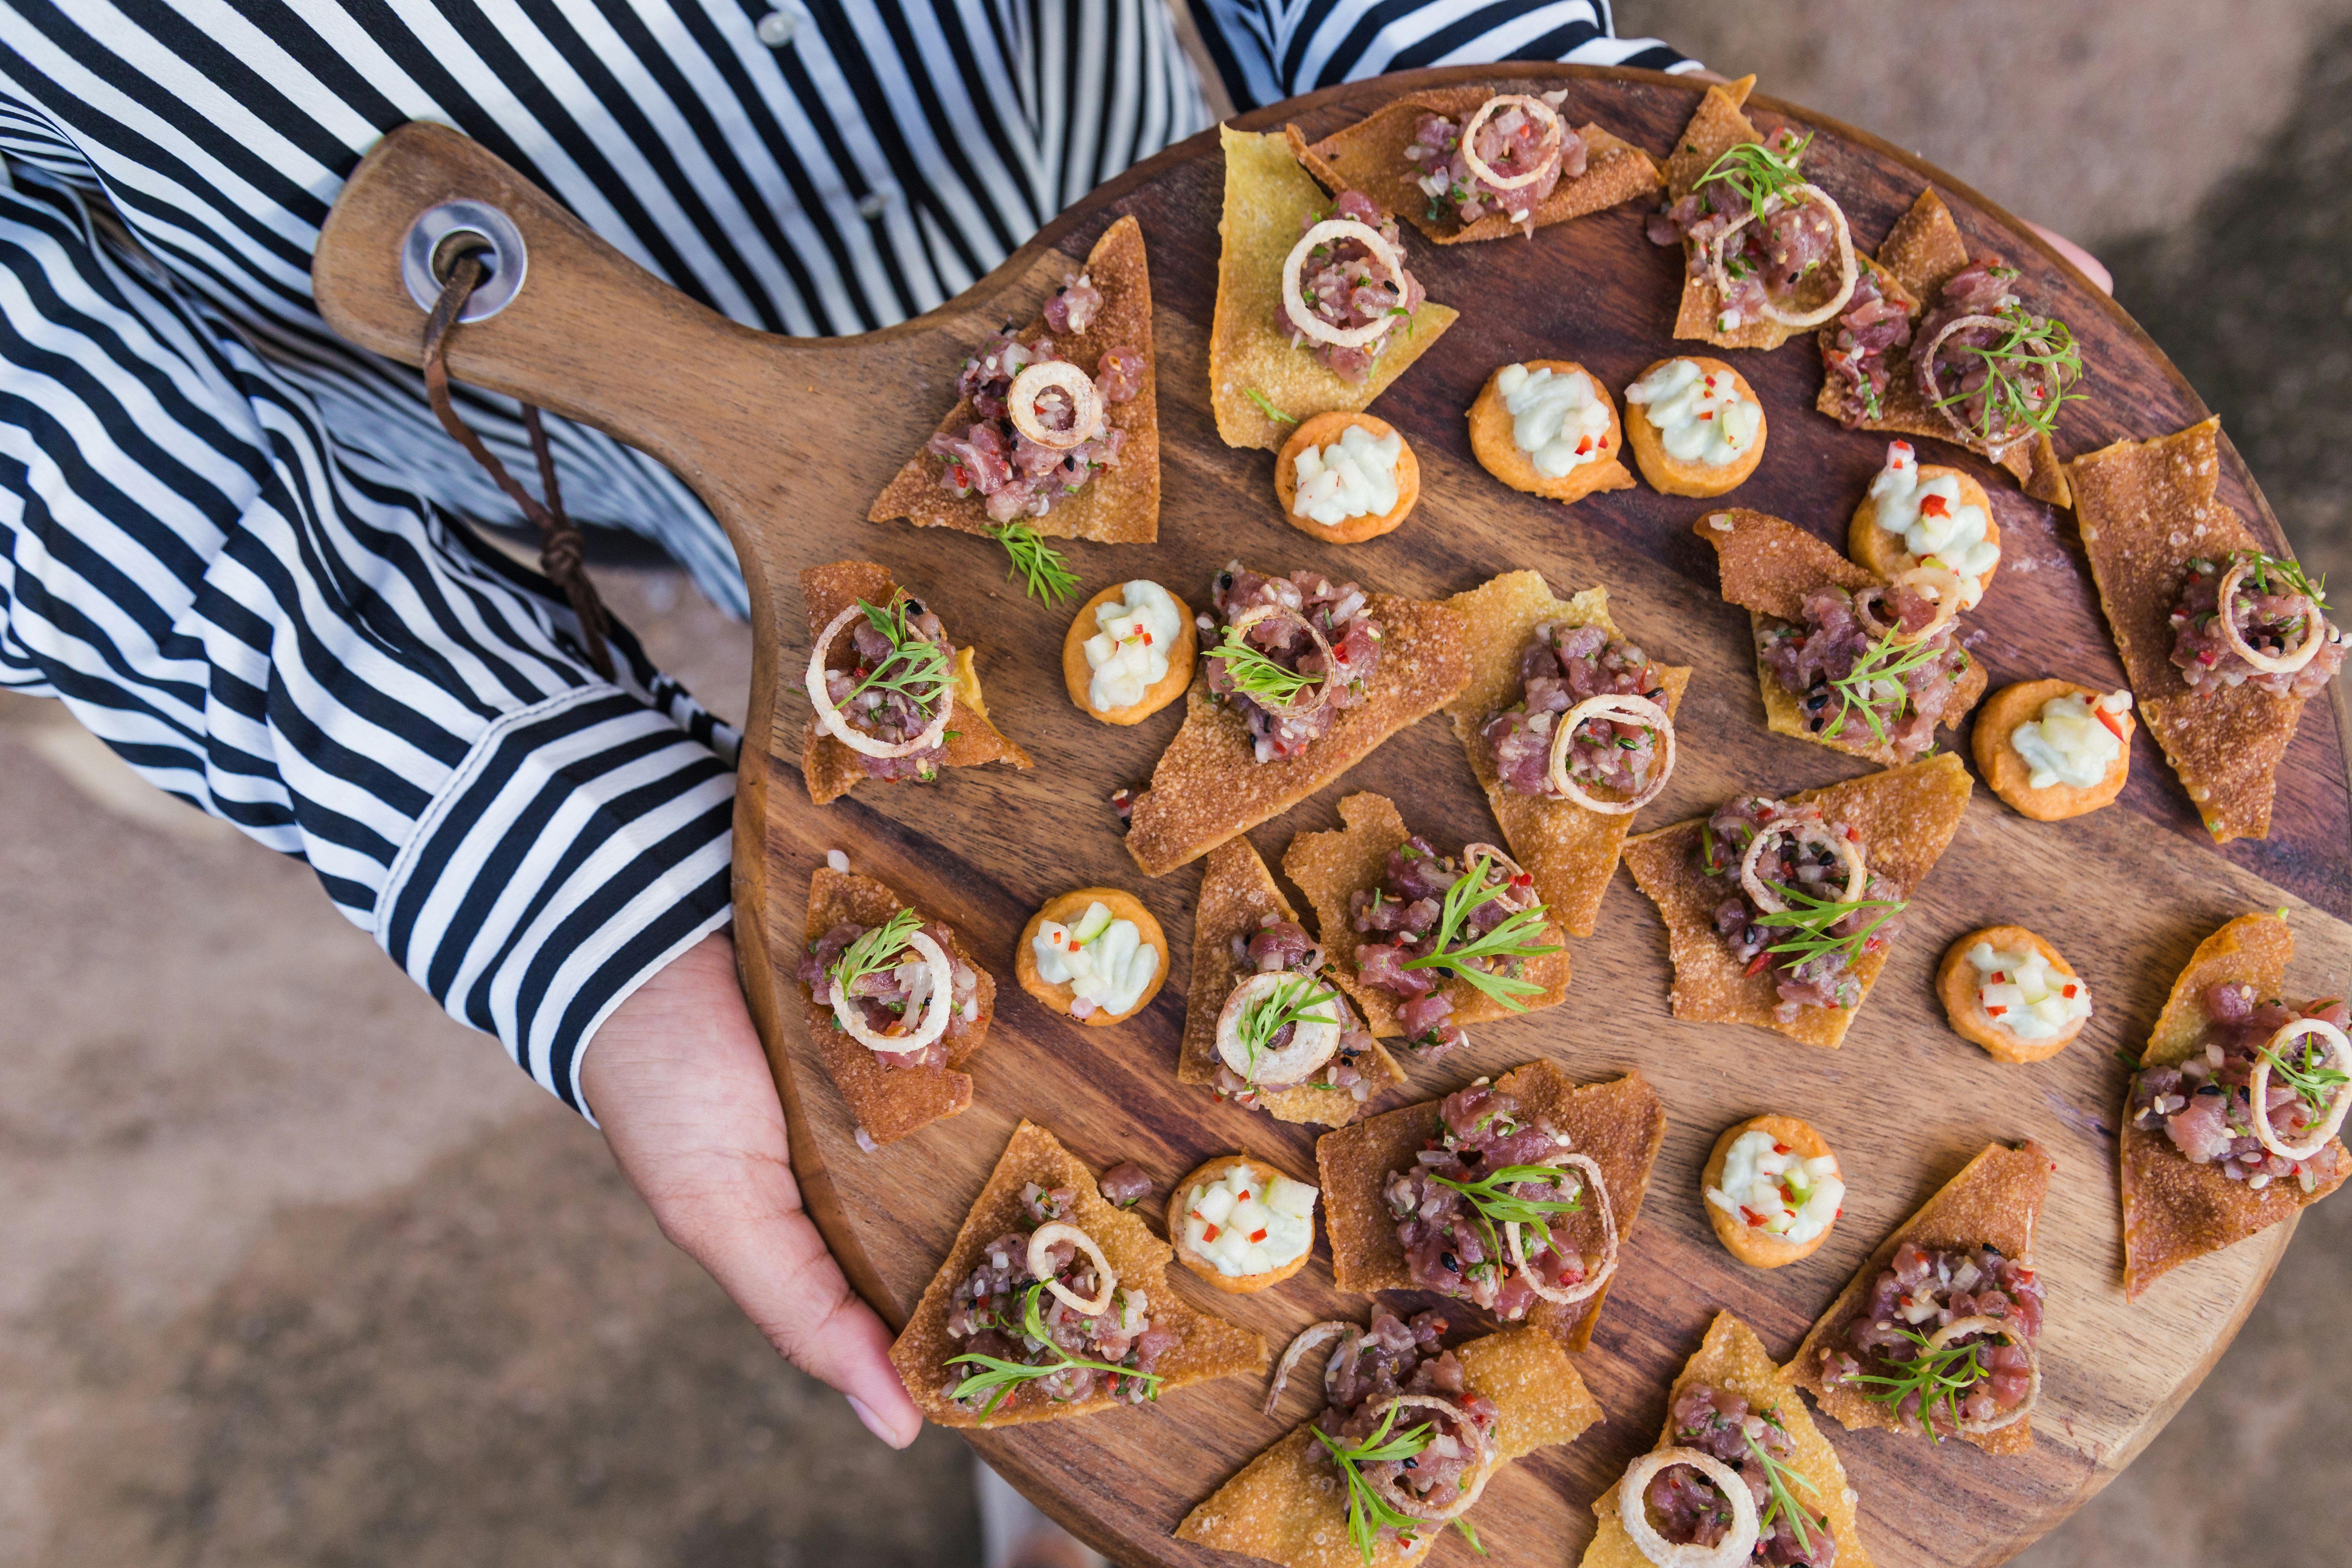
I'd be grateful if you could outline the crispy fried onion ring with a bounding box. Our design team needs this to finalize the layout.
[1853,566,1966,647]
[2248,1016,2352,1161]
[1923,1315,2040,1435]
[1918,313,2065,457]
[1458,93,1566,194]
[1216,970,1344,1087]
[1281,219,1410,349]
[804,602,955,759]
[1462,842,1543,913]
[1026,1222,1117,1317]
[1361,1394,1498,1525]
[831,929,955,1055]
[1221,603,1337,718]
[1263,1319,1354,1416]
[1740,813,1866,914]
[1501,1151,1617,1306]
[1703,184,1857,330]
[1006,359,1105,451]
[2217,557,2328,675]
[1546,695,1676,815]
[1618,1448,1760,1568]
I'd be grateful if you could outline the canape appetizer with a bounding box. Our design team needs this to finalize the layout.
[1938,925,2092,1063]
[1791,1141,2053,1453]
[1210,127,1458,452]
[1975,680,2135,821]
[1177,837,1406,1127]
[1622,356,1767,497]
[1818,188,2077,505]
[1274,412,1420,543]
[1062,579,1195,725]
[1467,359,1634,504]
[1315,1060,1665,1350]
[1579,1313,1874,1568]
[1442,571,1691,937]
[1122,563,1469,876]
[1180,1310,1602,1568]
[2070,418,2347,842]
[1171,1155,1320,1294]
[1696,509,1987,766]
[1847,441,1999,607]
[2120,912,2350,1298]
[1016,888,1167,1026]
[1287,83,1661,245]
[1621,755,1972,1049]
[798,560,1030,805]
[1701,1115,1845,1267]
[1285,793,1571,1053]
[796,861,995,1145]
[1648,77,1859,352]
[870,214,1160,592]
[889,1121,1265,1428]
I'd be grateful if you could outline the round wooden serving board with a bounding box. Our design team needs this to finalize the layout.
[313,68,2352,1568]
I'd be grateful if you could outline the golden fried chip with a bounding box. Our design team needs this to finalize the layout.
[1620,754,1973,1049]
[1210,126,1458,451]
[867,214,1159,541]
[889,1121,1266,1427]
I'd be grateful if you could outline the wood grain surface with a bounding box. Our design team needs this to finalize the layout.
[311,67,2352,1568]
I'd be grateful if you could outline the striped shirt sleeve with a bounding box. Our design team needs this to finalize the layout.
[0,162,738,1118]
[1190,0,1697,111]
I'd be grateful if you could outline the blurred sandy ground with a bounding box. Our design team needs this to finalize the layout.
[3,3,2349,1564]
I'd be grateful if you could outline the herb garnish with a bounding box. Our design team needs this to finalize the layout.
[987,521,1080,606]
[847,596,955,713]
[1841,1329,1985,1441]
[1743,1421,1824,1556]
[2224,548,2329,612]
[826,907,923,1005]
[1208,623,1323,711]
[1308,1404,1482,1563]
[1927,303,2083,443]
[1399,855,1561,1010]
[1427,1163,1582,1258]
[1692,131,1815,221]
[2257,1035,2351,1114]
[945,1282,1162,1420]
[1823,629,1949,744]
[1245,387,1299,425]
[1233,975,1342,1078]
[1757,882,1908,967]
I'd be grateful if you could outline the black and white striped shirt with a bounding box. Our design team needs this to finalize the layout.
[0,2,1690,1114]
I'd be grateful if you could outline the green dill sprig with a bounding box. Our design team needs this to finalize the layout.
[945,1282,1162,1421]
[1308,1404,1482,1563]
[1692,130,1815,220]
[848,596,955,713]
[1400,855,1561,1010]
[2224,548,2329,613]
[826,907,923,1003]
[1840,1330,1984,1441]
[988,521,1080,606]
[2257,1035,2351,1114]
[1757,882,1908,967]
[1927,303,2084,444]
[1208,624,1323,711]
[1234,975,1343,1078]
[1824,629,1950,744]
[1245,387,1298,426]
[1743,1422,1824,1557]
[1428,1163,1582,1259]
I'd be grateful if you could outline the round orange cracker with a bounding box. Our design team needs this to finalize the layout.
[1973,678,2133,822]
[1700,1113,1842,1268]
[1850,462,2001,605]
[1170,1153,1314,1294]
[1466,359,1635,504]
[1016,887,1169,1026]
[1622,356,1767,498]
[1061,582,1196,726]
[1272,411,1420,543]
[1937,925,2086,1064]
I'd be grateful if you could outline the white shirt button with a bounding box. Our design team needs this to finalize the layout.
[755,6,805,46]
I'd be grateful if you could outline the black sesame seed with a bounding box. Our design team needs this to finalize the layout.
[1440,1251,1460,1273]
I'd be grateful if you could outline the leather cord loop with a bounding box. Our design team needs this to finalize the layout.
[421,249,615,679]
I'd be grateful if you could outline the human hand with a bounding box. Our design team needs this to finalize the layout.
[582,930,923,1447]
[2026,222,2113,295]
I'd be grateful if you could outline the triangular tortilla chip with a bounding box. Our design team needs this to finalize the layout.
[1210,126,1458,450]
[1124,585,1469,876]
[1693,509,1988,766]
[2120,913,2349,1298]
[797,560,1031,805]
[1579,1312,1875,1568]
[1285,85,1660,246]
[1660,77,1821,353]
[1812,188,2070,504]
[889,1121,1266,1427]
[2068,419,2309,842]
[1314,1061,1665,1350]
[1788,1141,2055,1454]
[1621,753,1973,1048]
[797,867,994,1143]
[1284,791,1572,1036]
[1442,571,1694,937]
[1176,1323,1603,1568]
[866,214,1159,542]
[1177,836,1407,1125]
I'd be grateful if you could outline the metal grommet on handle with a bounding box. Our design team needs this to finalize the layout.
[400,199,527,322]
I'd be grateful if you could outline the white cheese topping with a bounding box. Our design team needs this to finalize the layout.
[1181,1164,1317,1278]
[1968,940,2092,1040]
[1292,422,1403,527]
[1625,358,1761,468]
[1081,580,1182,713]
[1496,362,1613,478]
[2010,688,2132,790]
[1705,1131,1844,1244]
[1867,441,1999,606]
[1032,901,1159,1018]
